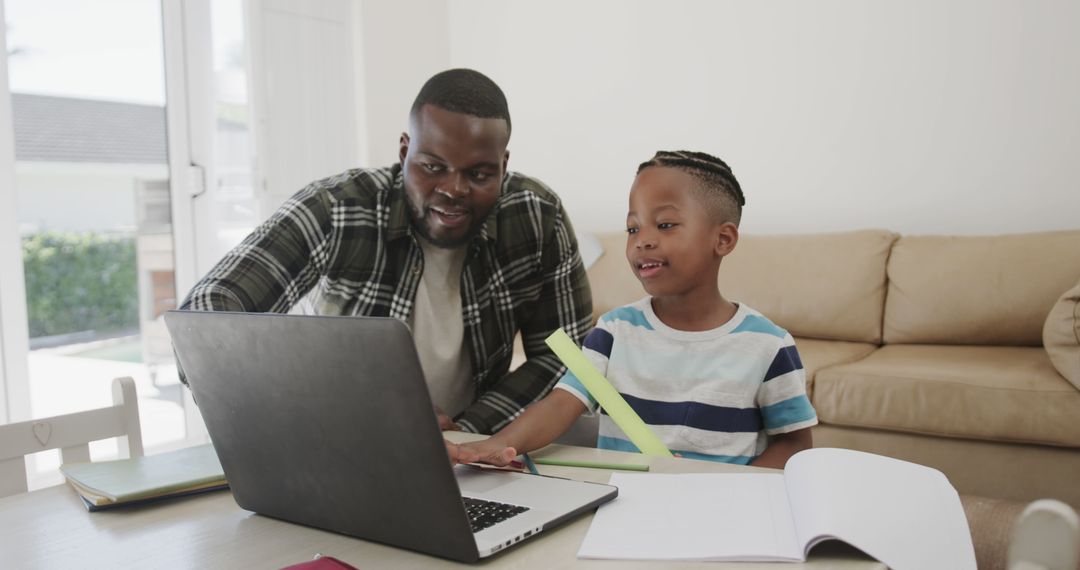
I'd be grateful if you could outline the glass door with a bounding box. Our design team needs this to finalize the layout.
[1,0,267,490]
[174,0,262,441]
[197,0,260,269]
[2,0,186,489]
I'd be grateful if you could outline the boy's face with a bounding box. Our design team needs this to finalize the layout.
[625,167,736,297]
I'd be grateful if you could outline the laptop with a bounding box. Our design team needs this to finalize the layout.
[164,310,617,562]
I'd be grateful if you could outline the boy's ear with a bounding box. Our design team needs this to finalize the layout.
[714,222,739,257]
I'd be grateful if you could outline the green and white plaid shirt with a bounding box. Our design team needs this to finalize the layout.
[179,164,592,434]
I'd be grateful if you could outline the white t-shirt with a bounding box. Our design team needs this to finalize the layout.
[556,297,817,464]
[407,237,474,419]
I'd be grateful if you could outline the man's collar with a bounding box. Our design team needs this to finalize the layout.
[386,164,412,242]
[477,174,507,242]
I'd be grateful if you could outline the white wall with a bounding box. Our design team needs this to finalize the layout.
[358,0,1079,236]
[248,0,362,213]
[357,0,450,167]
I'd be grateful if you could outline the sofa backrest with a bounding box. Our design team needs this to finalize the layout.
[719,230,897,343]
[587,232,645,320]
[883,230,1080,346]
[587,229,897,343]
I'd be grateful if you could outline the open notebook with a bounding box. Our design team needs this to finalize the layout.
[578,447,975,570]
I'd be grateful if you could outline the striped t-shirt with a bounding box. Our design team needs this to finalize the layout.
[555,297,817,464]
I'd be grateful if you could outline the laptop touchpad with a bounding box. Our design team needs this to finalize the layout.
[454,465,519,494]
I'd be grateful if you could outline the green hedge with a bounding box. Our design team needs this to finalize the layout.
[22,232,138,339]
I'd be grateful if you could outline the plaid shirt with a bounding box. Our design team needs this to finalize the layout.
[179,164,592,434]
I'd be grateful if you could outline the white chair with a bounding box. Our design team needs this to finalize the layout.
[1008,499,1080,570]
[0,376,144,498]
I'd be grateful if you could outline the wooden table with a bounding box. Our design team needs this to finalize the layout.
[0,437,884,569]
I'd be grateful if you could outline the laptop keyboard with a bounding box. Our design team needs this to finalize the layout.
[463,497,530,533]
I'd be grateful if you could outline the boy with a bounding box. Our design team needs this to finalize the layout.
[451,150,817,469]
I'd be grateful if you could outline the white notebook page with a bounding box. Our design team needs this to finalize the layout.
[578,472,803,561]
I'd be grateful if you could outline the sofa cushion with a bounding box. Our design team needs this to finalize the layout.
[883,230,1080,346]
[1043,281,1080,389]
[813,345,1080,447]
[792,337,878,398]
[718,230,897,343]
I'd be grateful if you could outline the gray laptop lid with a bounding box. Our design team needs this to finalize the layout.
[164,310,616,563]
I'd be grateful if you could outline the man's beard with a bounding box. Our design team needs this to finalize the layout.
[407,200,485,249]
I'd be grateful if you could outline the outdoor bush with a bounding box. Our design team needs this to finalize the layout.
[22,231,138,338]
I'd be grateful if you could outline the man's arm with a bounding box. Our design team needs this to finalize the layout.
[450,390,587,465]
[455,203,593,434]
[176,185,335,387]
[179,184,333,313]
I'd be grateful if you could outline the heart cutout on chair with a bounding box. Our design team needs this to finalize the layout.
[32,422,52,447]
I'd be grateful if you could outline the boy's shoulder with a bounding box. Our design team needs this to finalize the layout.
[730,304,794,342]
[730,304,799,349]
[595,298,655,331]
[595,299,794,342]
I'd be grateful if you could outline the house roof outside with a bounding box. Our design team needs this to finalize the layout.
[11,93,168,165]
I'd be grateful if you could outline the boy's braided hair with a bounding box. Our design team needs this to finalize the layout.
[410,68,511,138]
[637,150,745,225]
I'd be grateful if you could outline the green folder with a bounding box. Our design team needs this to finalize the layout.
[60,443,226,505]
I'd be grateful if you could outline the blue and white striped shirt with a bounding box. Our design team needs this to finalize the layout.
[555,297,817,464]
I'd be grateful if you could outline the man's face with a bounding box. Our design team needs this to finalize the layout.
[399,104,509,248]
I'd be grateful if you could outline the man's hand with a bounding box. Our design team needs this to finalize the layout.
[444,438,518,466]
[434,406,461,431]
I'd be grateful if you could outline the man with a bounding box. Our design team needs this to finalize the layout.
[179,69,592,435]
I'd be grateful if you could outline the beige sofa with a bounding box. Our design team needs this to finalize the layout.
[574,229,1080,505]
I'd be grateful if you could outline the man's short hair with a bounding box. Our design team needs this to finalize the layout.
[637,150,746,226]
[410,68,511,138]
